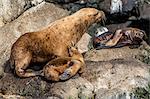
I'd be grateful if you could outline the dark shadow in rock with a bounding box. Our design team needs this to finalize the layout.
[104,3,140,24]
[0,73,52,98]
[3,60,12,74]
[28,62,46,71]
[106,13,132,24]
[3,59,46,77]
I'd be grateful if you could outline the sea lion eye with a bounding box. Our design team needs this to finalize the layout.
[93,12,99,16]
[68,61,74,67]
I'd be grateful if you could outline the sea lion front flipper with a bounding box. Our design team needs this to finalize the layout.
[59,69,71,80]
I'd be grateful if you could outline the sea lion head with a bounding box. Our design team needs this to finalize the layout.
[123,28,147,40]
[76,8,105,24]
[132,28,146,40]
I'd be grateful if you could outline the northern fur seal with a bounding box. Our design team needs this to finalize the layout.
[10,8,105,78]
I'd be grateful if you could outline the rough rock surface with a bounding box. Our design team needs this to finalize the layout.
[0,0,27,27]
[83,59,150,99]
[84,47,140,61]
[76,33,92,53]
[0,2,69,75]
[0,74,51,98]
[0,56,149,99]
[0,94,26,99]
[0,0,45,27]
[50,77,94,99]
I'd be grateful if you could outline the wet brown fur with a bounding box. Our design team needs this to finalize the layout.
[105,27,146,46]
[9,8,105,77]
[43,46,85,81]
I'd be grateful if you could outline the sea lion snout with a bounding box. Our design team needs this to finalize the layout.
[96,11,105,22]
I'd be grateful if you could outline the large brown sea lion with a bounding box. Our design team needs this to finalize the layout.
[9,8,105,78]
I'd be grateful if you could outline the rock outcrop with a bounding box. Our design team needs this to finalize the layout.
[0,0,45,28]
[0,54,150,99]
[84,47,140,61]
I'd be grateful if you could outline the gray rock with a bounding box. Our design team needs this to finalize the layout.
[76,33,92,53]
[95,88,135,99]
[135,43,150,65]
[0,0,45,28]
[98,0,111,13]
[47,96,60,99]
[0,17,5,27]
[0,66,4,78]
[84,47,140,61]
[140,3,150,19]
[0,0,28,27]
[48,57,150,99]
[82,58,150,99]
[51,77,94,99]
[0,94,26,99]
[31,0,44,6]
[0,2,69,70]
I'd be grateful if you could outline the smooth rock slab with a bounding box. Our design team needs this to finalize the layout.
[0,0,45,27]
[76,33,92,53]
[0,0,27,27]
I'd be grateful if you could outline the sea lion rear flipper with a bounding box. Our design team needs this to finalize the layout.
[105,29,123,47]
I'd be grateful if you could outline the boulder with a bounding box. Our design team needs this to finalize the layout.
[82,59,150,99]
[0,94,26,99]
[0,2,69,75]
[76,33,92,53]
[84,47,140,61]
[50,77,94,99]
[0,0,27,27]
[0,0,45,28]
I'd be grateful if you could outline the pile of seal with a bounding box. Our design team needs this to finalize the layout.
[93,27,146,49]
